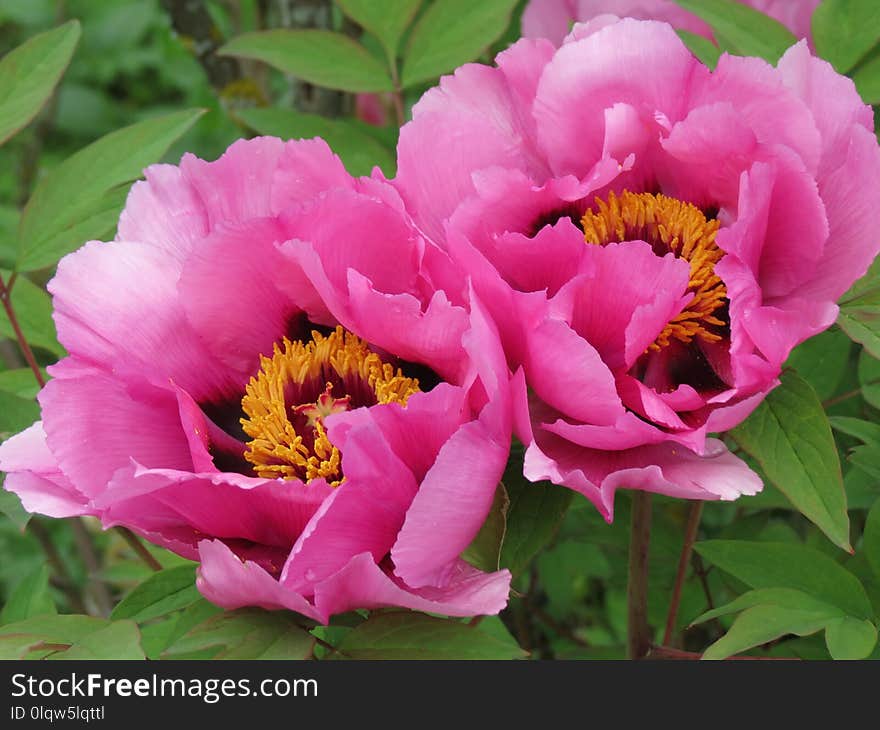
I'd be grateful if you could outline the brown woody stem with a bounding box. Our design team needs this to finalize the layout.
[627,490,653,660]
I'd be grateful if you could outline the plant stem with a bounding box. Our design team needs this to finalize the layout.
[0,275,46,387]
[29,518,87,614]
[116,526,163,571]
[663,501,703,646]
[627,490,653,660]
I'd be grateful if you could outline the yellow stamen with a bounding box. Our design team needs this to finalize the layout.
[581,190,726,350]
[240,326,420,484]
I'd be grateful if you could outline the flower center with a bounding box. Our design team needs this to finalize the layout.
[581,190,727,350]
[240,326,420,484]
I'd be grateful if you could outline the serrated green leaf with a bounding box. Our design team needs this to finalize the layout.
[16,109,204,272]
[401,0,519,87]
[50,620,144,660]
[163,608,314,660]
[499,452,573,575]
[0,269,63,356]
[731,371,850,550]
[335,611,527,659]
[695,540,872,619]
[677,30,722,69]
[462,482,509,572]
[702,604,830,660]
[237,107,394,177]
[691,587,842,626]
[824,615,878,659]
[221,30,392,93]
[336,0,422,61]
[0,21,80,145]
[110,565,199,623]
[812,0,880,73]
[0,564,55,624]
[673,0,797,62]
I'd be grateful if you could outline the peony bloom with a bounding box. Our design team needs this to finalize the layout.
[393,18,880,520]
[0,137,513,621]
[522,0,821,47]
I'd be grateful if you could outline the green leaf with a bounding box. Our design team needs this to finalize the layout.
[221,30,393,93]
[784,328,852,401]
[0,389,39,438]
[336,0,422,61]
[0,20,80,145]
[0,615,112,658]
[163,609,314,660]
[401,0,519,88]
[237,107,395,177]
[838,259,880,355]
[0,270,63,356]
[812,0,880,73]
[334,611,527,659]
[0,368,46,399]
[0,564,55,624]
[864,499,880,579]
[857,349,880,408]
[824,616,878,659]
[110,565,199,623]
[50,620,144,660]
[16,109,204,272]
[830,416,880,446]
[702,604,831,660]
[462,482,509,572]
[731,370,850,551]
[851,47,880,104]
[499,455,573,575]
[0,482,30,529]
[673,0,797,62]
[676,30,722,69]
[691,587,843,626]
[695,540,873,619]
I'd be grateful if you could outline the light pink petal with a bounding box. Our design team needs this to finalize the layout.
[525,435,762,520]
[117,163,207,259]
[0,424,91,518]
[196,539,323,621]
[522,0,576,45]
[98,465,332,554]
[562,241,692,369]
[281,416,419,592]
[314,553,511,620]
[524,315,622,425]
[534,18,704,176]
[40,373,192,498]
[180,137,352,229]
[345,271,469,384]
[179,218,300,379]
[50,240,238,402]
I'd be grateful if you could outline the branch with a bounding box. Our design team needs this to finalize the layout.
[663,501,703,646]
[0,275,46,387]
[117,526,163,572]
[627,491,653,660]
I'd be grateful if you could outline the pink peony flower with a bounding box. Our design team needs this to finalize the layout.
[522,0,821,47]
[0,137,513,621]
[393,18,880,520]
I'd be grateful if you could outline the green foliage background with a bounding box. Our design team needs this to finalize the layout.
[0,0,879,661]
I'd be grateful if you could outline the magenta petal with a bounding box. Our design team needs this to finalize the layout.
[196,539,322,621]
[50,240,238,401]
[180,218,299,378]
[0,423,91,517]
[40,373,192,498]
[314,553,511,620]
[281,416,419,592]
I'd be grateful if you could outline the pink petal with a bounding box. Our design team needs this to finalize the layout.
[314,553,511,620]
